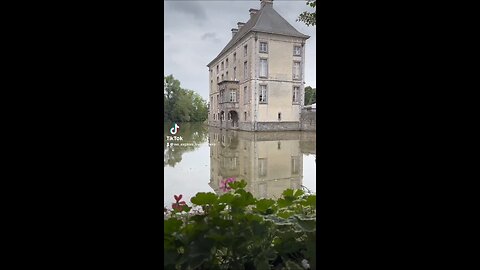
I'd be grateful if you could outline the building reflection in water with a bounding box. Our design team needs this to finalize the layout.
[208,127,315,200]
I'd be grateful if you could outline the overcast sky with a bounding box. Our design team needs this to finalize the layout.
[164,0,316,101]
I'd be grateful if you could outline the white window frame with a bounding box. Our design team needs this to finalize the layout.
[259,84,268,104]
[293,45,301,56]
[244,61,248,79]
[258,158,267,177]
[259,58,268,78]
[260,42,268,53]
[293,86,300,103]
[293,61,301,80]
[244,86,248,104]
[229,89,236,102]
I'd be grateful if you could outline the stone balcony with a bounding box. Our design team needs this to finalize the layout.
[219,101,239,110]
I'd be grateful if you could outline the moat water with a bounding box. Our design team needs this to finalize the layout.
[164,122,316,207]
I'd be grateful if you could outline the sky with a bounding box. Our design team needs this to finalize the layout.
[164,0,316,101]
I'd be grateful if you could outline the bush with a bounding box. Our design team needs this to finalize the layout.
[164,180,316,270]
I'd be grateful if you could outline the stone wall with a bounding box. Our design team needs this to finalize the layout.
[256,122,300,131]
[208,109,316,132]
[300,110,316,131]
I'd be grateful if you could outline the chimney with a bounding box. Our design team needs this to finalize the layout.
[249,8,259,18]
[231,28,238,37]
[237,22,245,31]
[260,0,273,8]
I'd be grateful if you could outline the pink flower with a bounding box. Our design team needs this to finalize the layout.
[172,194,188,211]
[220,177,236,192]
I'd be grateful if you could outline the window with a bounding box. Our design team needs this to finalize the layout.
[233,52,236,61]
[243,157,247,175]
[278,113,281,121]
[259,85,267,103]
[258,158,267,177]
[211,96,213,105]
[244,61,248,79]
[293,86,299,103]
[244,45,248,57]
[229,89,236,102]
[260,42,268,53]
[244,112,247,121]
[216,65,219,73]
[291,156,300,175]
[221,61,224,70]
[221,74,224,81]
[226,72,229,80]
[244,86,248,104]
[211,80,213,88]
[278,142,281,150]
[260,58,268,78]
[294,45,301,56]
[226,58,229,68]
[233,67,237,80]
[293,61,301,80]
[216,76,219,84]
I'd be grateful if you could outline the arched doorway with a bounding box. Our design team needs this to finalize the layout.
[228,110,238,128]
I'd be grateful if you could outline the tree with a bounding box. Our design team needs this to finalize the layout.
[164,75,208,123]
[304,86,316,105]
[297,0,316,27]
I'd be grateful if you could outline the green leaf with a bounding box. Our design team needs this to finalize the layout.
[294,215,316,232]
[301,195,316,207]
[218,192,235,203]
[282,189,294,198]
[228,179,247,189]
[293,189,304,198]
[255,198,275,212]
[190,192,218,206]
[164,218,182,235]
[277,210,295,219]
[277,198,293,208]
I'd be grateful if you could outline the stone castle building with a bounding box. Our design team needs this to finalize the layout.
[208,128,305,199]
[207,0,310,131]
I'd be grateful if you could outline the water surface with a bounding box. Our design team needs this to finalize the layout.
[164,123,316,207]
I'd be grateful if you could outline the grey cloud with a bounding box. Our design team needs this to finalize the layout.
[201,32,215,40]
[166,1,207,22]
[165,1,316,100]
[201,32,221,43]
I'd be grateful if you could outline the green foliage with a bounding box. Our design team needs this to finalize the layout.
[164,180,316,270]
[304,86,316,106]
[297,0,316,27]
[164,74,208,123]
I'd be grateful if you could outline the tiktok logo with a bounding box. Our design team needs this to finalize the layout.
[170,123,180,135]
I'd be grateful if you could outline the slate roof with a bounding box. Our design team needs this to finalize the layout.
[207,3,310,67]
